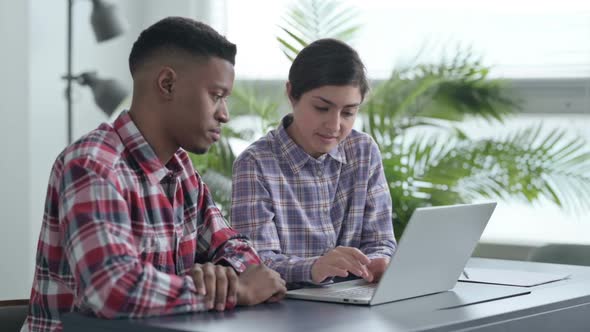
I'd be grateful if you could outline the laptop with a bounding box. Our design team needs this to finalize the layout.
[286,202,497,305]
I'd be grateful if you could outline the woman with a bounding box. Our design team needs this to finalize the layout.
[231,38,396,285]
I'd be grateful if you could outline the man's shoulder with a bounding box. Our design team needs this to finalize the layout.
[59,122,125,169]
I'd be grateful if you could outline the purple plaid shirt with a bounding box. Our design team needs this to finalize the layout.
[231,115,396,284]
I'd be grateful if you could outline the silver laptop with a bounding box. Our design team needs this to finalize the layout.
[286,202,497,305]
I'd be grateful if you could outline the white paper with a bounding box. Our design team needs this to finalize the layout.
[459,268,570,287]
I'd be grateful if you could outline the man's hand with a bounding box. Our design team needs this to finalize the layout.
[310,246,372,284]
[367,257,390,283]
[236,265,287,306]
[191,263,238,311]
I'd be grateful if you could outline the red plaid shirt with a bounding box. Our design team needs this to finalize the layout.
[22,111,261,332]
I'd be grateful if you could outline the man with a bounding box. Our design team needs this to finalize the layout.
[22,17,286,332]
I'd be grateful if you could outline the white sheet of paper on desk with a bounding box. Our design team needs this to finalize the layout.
[459,268,571,287]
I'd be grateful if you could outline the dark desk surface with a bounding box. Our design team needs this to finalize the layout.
[63,258,590,332]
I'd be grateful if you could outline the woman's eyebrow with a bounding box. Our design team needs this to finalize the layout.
[312,95,360,108]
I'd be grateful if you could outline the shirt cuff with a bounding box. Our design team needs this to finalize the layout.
[366,252,393,260]
[213,256,248,273]
[271,256,319,284]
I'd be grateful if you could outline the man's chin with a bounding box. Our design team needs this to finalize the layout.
[187,146,210,155]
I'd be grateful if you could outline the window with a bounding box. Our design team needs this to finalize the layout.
[222,0,590,79]
[219,0,590,244]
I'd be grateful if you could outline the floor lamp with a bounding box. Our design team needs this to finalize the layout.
[62,0,128,144]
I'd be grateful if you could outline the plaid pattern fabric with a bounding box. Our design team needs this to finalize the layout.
[23,111,261,332]
[231,115,396,284]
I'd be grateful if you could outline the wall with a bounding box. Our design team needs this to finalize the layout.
[0,0,32,301]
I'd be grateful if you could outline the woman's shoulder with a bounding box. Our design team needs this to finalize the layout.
[235,130,280,165]
[341,129,379,156]
[339,130,385,173]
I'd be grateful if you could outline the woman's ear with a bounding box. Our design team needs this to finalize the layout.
[157,67,177,100]
[286,81,295,106]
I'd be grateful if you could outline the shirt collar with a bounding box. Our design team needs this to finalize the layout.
[275,114,347,174]
[114,110,183,185]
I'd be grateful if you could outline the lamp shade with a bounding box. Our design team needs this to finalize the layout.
[79,72,128,117]
[90,0,126,42]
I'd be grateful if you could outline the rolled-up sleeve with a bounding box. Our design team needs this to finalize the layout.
[196,175,262,272]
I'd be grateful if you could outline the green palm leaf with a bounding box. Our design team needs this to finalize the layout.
[190,129,239,218]
[277,0,361,61]
[381,126,590,240]
[230,83,283,134]
[364,50,520,140]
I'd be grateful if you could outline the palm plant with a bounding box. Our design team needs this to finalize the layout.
[276,0,590,239]
[190,126,240,215]
[195,0,590,237]
[277,0,361,61]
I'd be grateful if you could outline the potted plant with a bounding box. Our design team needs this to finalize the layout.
[193,0,590,239]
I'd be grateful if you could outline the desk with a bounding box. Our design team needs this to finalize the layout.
[63,258,590,331]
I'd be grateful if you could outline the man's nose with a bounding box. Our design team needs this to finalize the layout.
[216,100,230,123]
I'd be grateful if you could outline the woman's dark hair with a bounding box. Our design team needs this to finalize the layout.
[288,38,368,101]
[129,16,236,76]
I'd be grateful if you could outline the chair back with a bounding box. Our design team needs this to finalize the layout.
[0,300,28,332]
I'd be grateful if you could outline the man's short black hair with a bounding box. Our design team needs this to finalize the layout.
[129,16,236,75]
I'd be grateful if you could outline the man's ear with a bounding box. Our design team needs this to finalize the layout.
[156,67,177,99]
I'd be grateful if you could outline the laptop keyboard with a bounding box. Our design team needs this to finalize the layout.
[328,283,377,298]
